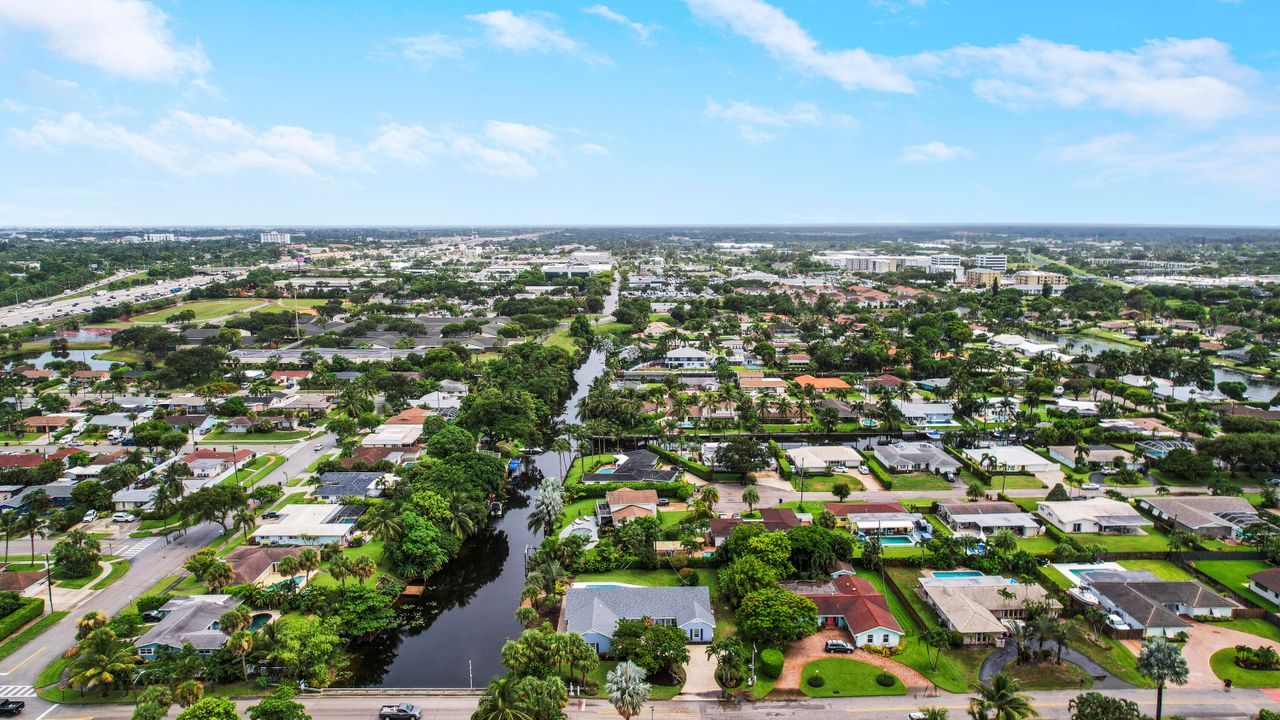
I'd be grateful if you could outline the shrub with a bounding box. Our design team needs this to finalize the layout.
[875,672,896,687]
[677,567,698,586]
[949,631,964,648]
[807,673,825,688]
[136,593,174,615]
[0,598,44,641]
[1260,709,1280,720]
[759,648,784,679]
[1234,645,1280,671]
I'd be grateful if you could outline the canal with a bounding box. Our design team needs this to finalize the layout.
[346,286,618,688]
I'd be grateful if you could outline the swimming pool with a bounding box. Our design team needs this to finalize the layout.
[878,535,916,546]
[933,570,983,579]
[595,467,616,474]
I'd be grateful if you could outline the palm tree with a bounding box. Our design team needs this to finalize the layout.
[219,606,252,635]
[968,672,1034,720]
[565,632,599,683]
[76,610,108,639]
[700,485,720,511]
[232,507,256,542]
[226,630,254,680]
[606,660,651,720]
[68,627,139,697]
[1136,638,1189,720]
[447,499,476,540]
[277,554,300,582]
[474,675,533,720]
[360,503,402,554]
[328,554,353,587]
[297,548,321,584]
[174,679,204,708]
[741,485,760,514]
[351,555,377,585]
[204,560,234,592]
[550,436,572,480]
[0,511,17,565]
[16,511,45,559]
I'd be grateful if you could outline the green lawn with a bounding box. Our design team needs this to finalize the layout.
[1219,618,1280,643]
[1014,535,1061,556]
[658,510,690,528]
[93,349,143,363]
[881,472,952,492]
[800,658,906,697]
[985,474,1045,490]
[1069,529,1173,553]
[271,492,308,511]
[1063,619,1149,687]
[1041,566,1074,590]
[1004,660,1093,690]
[204,429,311,444]
[0,432,43,445]
[227,453,286,487]
[558,498,597,530]
[132,298,261,323]
[89,559,130,590]
[304,453,334,473]
[1193,559,1278,611]
[792,472,865,493]
[1119,559,1194,581]
[1210,647,1280,687]
[565,454,613,484]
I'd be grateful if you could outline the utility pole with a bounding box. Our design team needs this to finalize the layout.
[44,552,54,612]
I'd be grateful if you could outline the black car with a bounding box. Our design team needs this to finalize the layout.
[657,498,670,506]
[260,511,281,519]
[0,699,25,716]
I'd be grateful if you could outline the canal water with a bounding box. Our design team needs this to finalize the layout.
[1040,332,1280,403]
[346,286,619,688]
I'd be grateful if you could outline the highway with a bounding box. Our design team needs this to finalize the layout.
[0,274,235,329]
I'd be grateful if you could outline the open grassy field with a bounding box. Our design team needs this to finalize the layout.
[1119,559,1195,581]
[132,298,261,323]
[1005,660,1093,690]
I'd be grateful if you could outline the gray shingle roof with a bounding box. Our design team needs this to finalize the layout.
[564,586,713,638]
[135,595,242,651]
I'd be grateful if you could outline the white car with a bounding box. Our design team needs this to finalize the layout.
[82,509,98,523]
[1080,482,1101,491]
[112,512,137,523]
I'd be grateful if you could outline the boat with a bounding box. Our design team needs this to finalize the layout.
[924,430,943,440]
[506,458,521,473]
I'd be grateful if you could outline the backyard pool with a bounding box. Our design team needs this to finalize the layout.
[932,570,983,579]
[571,581,643,589]
[878,535,916,546]
[595,467,616,474]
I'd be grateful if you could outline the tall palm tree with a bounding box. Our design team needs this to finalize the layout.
[16,512,45,559]
[549,436,572,481]
[68,628,140,697]
[1136,638,1189,720]
[968,672,1034,720]
[232,507,256,542]
[0,511,18,566]
[474,675,533,720]
[328,554,353,588]
[226,630,254,680]
[360,503,402,555]
[76,610,108,639]
[700,485,720,511]
[351,555,377,585]
[606,660,651,720]
[296,548,321,584]
[741,485,760,514]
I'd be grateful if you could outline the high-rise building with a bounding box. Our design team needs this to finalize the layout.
[143,233,176,242]
[260,231,291,244]
[972,254,1008,272]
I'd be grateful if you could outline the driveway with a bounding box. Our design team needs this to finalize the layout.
[1122,622,1280,688]
[677,647,720,698]
[776,628,931,693]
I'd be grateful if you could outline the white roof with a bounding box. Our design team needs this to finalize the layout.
[252,504,353,540]
[362,424,423,446]
[787,445,862,467]
[1038,498,1147,525]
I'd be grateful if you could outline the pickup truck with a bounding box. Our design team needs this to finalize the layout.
[0,698,25,716]
[379,703,422,720]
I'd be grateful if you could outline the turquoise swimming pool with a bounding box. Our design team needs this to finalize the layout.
[879,535,916,546]
[933,570,983,579]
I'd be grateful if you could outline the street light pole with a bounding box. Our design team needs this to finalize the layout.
[44,552,54,612]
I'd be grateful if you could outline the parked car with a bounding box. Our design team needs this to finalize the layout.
[0,698,24,716]
[82,509,98,524]
[1080,482,1101,491]
[112,512,136,523]
[858,466,869,475]
[260,511,281,520]
[824,640,854,654]
[1265,478,1280,487]
[1105,613,1130,630]
[657,498,670,506]
[379,703,422,720]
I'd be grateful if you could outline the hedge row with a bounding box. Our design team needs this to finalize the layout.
[565,481,694,501]
[769,441,792,481]
[0,598,45,642]
[646,445,711,481]
[861,456,896,491]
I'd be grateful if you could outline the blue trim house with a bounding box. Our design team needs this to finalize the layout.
[563,586,714,654]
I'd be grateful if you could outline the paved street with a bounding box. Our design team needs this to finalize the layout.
[15,686,1280,720]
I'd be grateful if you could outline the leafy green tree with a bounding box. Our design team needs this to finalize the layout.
[610,620,690,678]
[832,481,852,502]
[426,425,476,459]
[247,687,311,720]
[718,555,780,606]
[1136,638,1189,720]
[1045,483,1071,502]
[737,588,818,647]
[391,511,455,579]
[1068,692,1140,720]
[861,536,882,572]
[51,529,101,578]
[175,696,240,720]
[714,437,772,477]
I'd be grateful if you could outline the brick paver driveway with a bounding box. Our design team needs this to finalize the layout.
[776,628,931,693]
[1122,622,1279,688]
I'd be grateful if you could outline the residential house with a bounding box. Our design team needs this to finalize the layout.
[961,446,1057,474]
[1082,570,1237,637]
[794,375,851,391]
[252,504,363,546]
[1248,568,1280,606]
[665,347,710,369]
[582,449,677,485]
[1135,496,1259,540]
[785,445,863,475]
[1037,498,1151,535]
[893,400,955,426]
[864,374,903,390]
[817,398,859,420]
[1047,444,1140,470]
[826,502,924,542]
[315,471,388,502]
[564,586,715,653]
[135,595,244,659]
[21,415,81,433]
[873,442,960,475]
[1134,440,1197,460]
[920,574,1058,645]
[596,488,658,527]
[0,453,48,470]
[361,424,423,448]
[935,501,1041,538]
[785,574,903,648]
[224,546,303,587]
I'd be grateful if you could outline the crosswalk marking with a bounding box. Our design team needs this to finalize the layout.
[0,685,36,697]
[118,537,158,559]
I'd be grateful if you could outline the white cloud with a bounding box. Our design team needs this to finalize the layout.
[901,141,972,163]
[583,5,657,42]
[10,110,363,179]
[393,33,470,66]
[369,121,563,179]
[1056,132,1280,196]
[20,70,79,97]
[704,98,853,141]
[685,0,914,93]
[0,0,208,82]
[911,36,1256,124]
[467,10,609,64]
[577,142,610,156]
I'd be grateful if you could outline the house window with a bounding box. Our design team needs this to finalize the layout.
[690,627,702,641]
[1073,523,1082,532]
[864,634,874,645]
[139,647,154,657]
[882,634,890,644]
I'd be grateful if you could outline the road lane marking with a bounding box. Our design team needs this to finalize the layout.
[34,704,61,720]
[0,685,37,697]
[0,646,45,674]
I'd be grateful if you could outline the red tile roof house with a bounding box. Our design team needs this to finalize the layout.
[785,575,904,648]
[69,370,110,383]
[270,370,312,383]
[864,373,903,390]
[0,453,46,469]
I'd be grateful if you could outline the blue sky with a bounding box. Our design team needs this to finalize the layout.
[1,0,1278,226]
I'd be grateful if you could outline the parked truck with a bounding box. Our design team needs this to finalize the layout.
[378,703,422,720]
[0,698,25,716]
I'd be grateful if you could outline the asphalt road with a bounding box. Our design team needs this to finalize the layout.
[22,686,1280,720]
